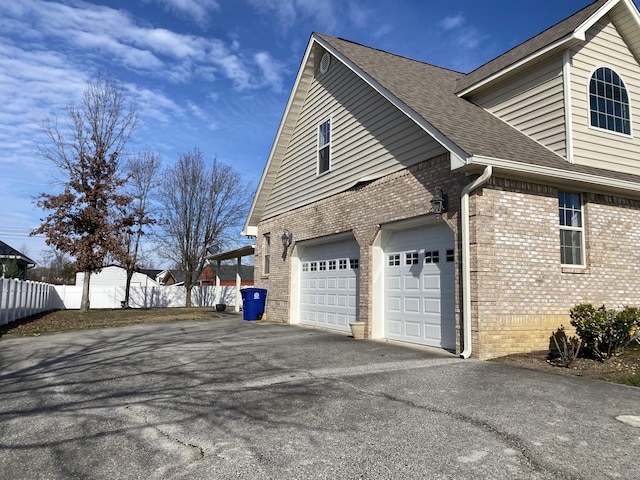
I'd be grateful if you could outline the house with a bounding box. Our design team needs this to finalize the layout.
[75,265,161,288]
[243,0,640,360]
[0,240,35,280]
[199,264,254,287]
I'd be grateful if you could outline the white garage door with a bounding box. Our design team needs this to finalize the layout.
[300,239,360,332]
[384,222,455,349]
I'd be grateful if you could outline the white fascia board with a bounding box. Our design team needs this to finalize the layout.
[242,36,317,235]
[313,36,468,170]
[469,155,640,196]
[574,0,622,38]
[457,35,578,98]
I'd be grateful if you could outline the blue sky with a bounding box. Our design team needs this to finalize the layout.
[1,0,633,265]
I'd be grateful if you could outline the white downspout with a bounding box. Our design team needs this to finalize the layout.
[460,165,492,359]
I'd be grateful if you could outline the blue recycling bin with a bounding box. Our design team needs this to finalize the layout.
[241,288,267,321]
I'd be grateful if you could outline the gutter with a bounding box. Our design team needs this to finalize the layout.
[460,165,492,359]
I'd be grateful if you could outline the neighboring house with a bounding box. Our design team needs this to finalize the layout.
[140,269,177,286]
[199,264,254,287]
[0,240,35,280]
[75,266,161,288]
[243,0,640,360]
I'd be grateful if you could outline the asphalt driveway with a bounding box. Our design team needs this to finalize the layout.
[1,316,639,479]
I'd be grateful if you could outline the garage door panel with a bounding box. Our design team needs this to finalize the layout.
[387,319,402,335]
[387,275,402,290]
[385,222,456,350]
[404,297,421,313]
[405,321,421,338]
[387,297,401,312]
[300,239,359,333]
[404,276,420,290]
[424,298,441,314]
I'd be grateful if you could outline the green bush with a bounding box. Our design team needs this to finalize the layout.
[569,303,640,361]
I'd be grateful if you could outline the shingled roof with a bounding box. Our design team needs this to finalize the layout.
[0,240,35,265]
[456,0,608,94]
[315,31,640,186]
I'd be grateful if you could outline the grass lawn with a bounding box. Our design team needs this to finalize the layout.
[0,307,224,335]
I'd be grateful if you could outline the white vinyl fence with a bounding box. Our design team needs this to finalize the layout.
[1,278,240,326]
[53,285,239,309]
[0,277,60,325]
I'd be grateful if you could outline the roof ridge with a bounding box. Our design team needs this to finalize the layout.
[315,32,466,76]
[456,0,609,93]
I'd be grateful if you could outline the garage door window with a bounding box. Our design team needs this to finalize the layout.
[424,250,440,263]
[406,252,419,265]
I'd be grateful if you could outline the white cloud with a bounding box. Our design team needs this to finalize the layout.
[439,14,487,51]
[147,0,220,26]
[248,0,370,33]
[0,0,278,90]
[441,14,465,30]
[254,51,284,92]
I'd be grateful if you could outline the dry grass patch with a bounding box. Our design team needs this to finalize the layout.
[0,307,221,335]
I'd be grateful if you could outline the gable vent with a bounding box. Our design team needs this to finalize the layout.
[319,52,331,74]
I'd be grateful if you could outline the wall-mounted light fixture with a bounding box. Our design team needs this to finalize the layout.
[430,186,447,217]
[281,229,293,260]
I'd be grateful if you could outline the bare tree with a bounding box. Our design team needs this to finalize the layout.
[114,150,162,307]
[32,72,137,312]
[157,148,251,307]
[35,247,76,284]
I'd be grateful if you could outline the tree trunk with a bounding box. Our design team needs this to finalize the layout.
[81,270,91,313]
[185,273,192,307]
[123,269,134,308]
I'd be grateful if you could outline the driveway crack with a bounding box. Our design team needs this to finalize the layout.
[318,376,581,480]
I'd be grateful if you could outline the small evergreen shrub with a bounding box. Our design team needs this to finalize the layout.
[569,303,640,361]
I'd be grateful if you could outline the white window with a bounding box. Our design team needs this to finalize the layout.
[263,234,271,275]
[388,254,400,266]
[318,118,331,174]
[559,192,584,266]
[589,67,631,135]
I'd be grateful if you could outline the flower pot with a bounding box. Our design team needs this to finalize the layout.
[216,304,227,312]
[349,321,366,340]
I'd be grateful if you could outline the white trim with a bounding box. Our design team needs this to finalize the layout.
[467,155,640,196]
[585,65,634,138]
[313,36,468,169]
[317,116,332,175]
[242,38,317,235]
[460,166,493,359]
[574,0,622,39]
[457,35,578,97]
[558,191,586,268]
[458,0,631,98]
[563,48,574,163]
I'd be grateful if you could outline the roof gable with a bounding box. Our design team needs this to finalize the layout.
[456,0,640,95]
[0,240,35,265]
[244,2,640,234]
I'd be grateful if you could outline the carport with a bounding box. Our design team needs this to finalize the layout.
[205,244,255,312]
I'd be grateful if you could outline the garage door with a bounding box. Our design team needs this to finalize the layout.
[384,222,455,349]
[300,239,359,332]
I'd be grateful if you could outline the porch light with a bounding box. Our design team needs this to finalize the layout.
[281,229,293,259]
[430,186,447,216]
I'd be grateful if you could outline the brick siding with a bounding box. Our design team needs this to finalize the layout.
[254,155,640,359]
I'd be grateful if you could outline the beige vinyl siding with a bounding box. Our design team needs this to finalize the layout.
[570,15,640,174]
[470,55,566,157]
[262,56,447,219]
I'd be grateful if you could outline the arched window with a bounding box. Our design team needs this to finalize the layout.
[589,67,631,135]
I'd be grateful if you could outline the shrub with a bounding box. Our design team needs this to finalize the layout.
[549,326,581,367]
[570,303,640,361]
